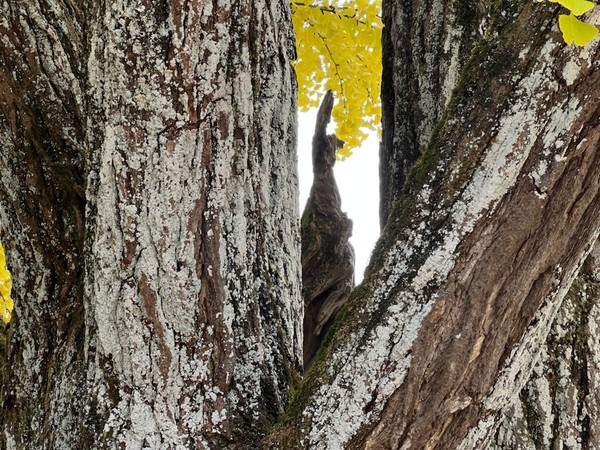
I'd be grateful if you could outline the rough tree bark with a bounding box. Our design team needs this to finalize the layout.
[492,244,600,449]
[0,1,299,448]
[0,1,88,447]
[271,0,600,448]
[3,0,600,449]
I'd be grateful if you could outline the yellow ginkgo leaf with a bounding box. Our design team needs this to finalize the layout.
[1,292,13,313]
[292,0,382,157]
[559,13,599,45]
[0,240,13,324]
[551,0,595,15]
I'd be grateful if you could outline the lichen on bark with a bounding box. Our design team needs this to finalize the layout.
[492,246,600,449]
[271,2,600,449]
[83,1,300,447]
[1,0,300,448]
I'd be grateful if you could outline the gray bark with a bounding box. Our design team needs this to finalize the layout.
[491,245,600,450]
[0,0,299,448]
[379,0,478,226]
[271,1,600,448]
[3,0,600,449]
[0,1,87,447]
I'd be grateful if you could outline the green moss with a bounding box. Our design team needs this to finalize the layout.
[271,19,504,442]
[519,387,546,450]
[272,1,554,445]
[367,35,493,278]
[265,283,373,447]
[286,363,303,399]
[274,40,504,427]
[453,0,478,33]
[311,283,372,368]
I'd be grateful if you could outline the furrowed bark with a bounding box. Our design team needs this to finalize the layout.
[491,245,600,449]
[379,0,480,226]
[0,1,87,447]
[270,2,600,448]
[83,1,300,447]
[1,0,300,447]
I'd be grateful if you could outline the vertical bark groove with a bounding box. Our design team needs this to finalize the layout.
[0,0,87,447]
[491,247,600,450]
[379,0,481,227]
[83,1,300,447]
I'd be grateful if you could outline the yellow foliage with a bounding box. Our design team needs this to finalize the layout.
[539,0,599,46]
[291,0,382,159]
[0,241,13,324]
[550,0,594,16]
[558,13,599,45]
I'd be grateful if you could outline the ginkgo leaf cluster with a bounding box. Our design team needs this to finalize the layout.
[540,0,599,45]
[0,241,13,324]
[291,0,382,159]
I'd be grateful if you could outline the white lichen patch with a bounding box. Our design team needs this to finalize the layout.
[83,1,300,446]
[562,60,581,86]
[442,23,464,108]
[304,87,543,441]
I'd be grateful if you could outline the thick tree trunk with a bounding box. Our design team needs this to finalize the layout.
[271,1,600,449]
[0,1,299,448]
[4,0,600,449]
[492,245,600,449]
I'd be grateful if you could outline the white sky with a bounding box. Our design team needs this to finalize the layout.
[297,109,380,282]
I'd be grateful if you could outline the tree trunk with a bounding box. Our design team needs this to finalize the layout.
[0,1,299,447]
[0,1,87,447]
[270,1,600,448]
[4,0,600,449]
[492,245,600,449]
